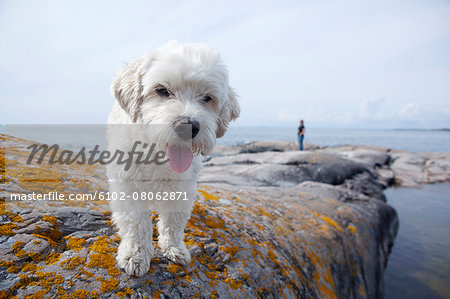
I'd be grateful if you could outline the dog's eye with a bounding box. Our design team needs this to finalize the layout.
[155,86,170,97]
[203,95,213,103]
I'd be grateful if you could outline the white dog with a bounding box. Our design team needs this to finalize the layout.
[106,41,240,276]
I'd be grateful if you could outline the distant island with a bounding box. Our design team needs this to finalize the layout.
[393,128,450,131]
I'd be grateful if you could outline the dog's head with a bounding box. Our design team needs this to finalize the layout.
[111,41,239,172]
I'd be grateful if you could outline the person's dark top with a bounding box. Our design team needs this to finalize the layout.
[298,125,305,136]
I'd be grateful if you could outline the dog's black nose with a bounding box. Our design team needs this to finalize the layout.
[173,117,200,139]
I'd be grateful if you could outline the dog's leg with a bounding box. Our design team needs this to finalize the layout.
[110,184,153,277]
[157,211,192,266]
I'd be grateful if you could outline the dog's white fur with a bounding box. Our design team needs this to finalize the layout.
[106,41,240,276]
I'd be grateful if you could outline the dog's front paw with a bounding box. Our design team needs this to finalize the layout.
[160,243,191,266]
[117,243,153,277]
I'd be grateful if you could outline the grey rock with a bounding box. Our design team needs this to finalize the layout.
[423,156,450,184]
[295,181,370,202]
[54,207,111,234]
[201,151,370,189]
[189,245,202,257]
[376,168,395,185]
[342,172,387,201]
[337,149,390,168]
[205,243,218,255]
[205,142,450,189]
[237,140,322,153]
[209,140,322,158]
[390,153,427,186]
[0,270,20,291]
[0,236,16,250]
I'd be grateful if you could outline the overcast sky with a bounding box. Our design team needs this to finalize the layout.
[1,0,449,128]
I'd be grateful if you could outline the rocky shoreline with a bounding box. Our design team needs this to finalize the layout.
[206,140,450,190]
[1,135,449,298]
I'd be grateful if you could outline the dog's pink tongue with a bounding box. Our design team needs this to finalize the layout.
[166,145,193,173]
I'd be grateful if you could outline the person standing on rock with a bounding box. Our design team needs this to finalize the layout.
[297,120,305,151]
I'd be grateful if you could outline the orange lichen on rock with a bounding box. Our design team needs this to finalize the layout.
[223,276,243,290]
[9,166,66,194]
[64,236,86,251]
[0,198,6,215]
[166,263,184,274]
[97,277,119,294]
[0,222,18,236]
[0,291,15,299]
[0,260,18,273]
[9,214,23,223]
[116,287,134,298]
[305,248,337,299]
[347,224,357,234]
[189,203,226,230]
[152,289,162,298]
[86,253,120,276]
[71,289,90,299]
[21,263,43,274]
[32,214,63,249]
[319,215,343,233]
[45,252,61,265]
[86,236,120,276]
[12,241,26,259]
[88,236,116,254]
[267,249,277,262]
[12,274,33,292]
[78,267,95,279]
[42,215,57,225]
[60,256,86,270]
[27,271,65,296]
[220,244,239,257]
[198,189,219,201]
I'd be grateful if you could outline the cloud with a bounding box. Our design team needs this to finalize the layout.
[357,98,386,120]
[399,102,422,120]
[276,110,298,122]
[440,107,450,117]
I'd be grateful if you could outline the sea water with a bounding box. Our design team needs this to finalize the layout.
[384,184,450,299]
[218,127,450,153]
[2,125,450,153]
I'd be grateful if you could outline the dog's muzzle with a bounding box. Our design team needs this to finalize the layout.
[173,116,200,139]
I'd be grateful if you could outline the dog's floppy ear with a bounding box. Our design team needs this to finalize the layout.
[110,56,150,122]
[216,87,240,138]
